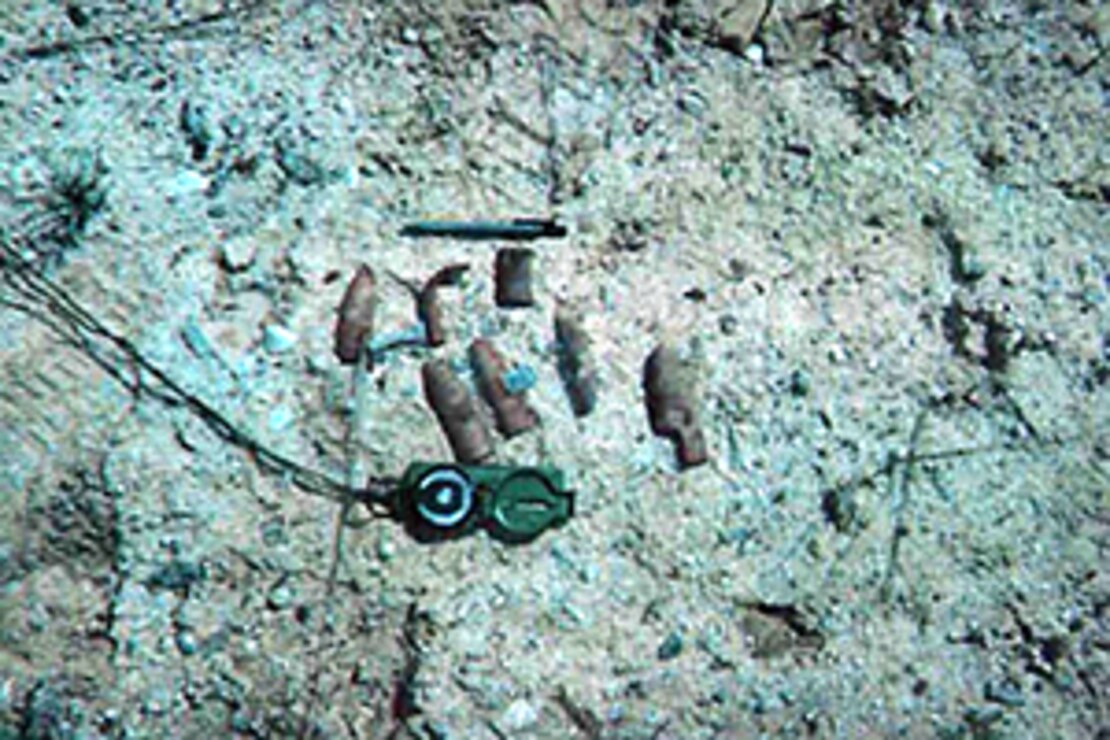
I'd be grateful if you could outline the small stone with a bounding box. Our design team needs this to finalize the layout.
[501,699,538,731]
[267,405,294,433]
[822,487,861,534]
[715,0,769,54]
[963,705,1003,728]
[657,631,684,661]
[922,2,944,33]
[260,519,286,547]
[166,169,209,197]
[984,679,1024,707]
[275,136,327,186]
[501,364,537,394]
[176,629,198,656]
[719,314,738,335]
[377,533,396,562]
[146,560,205,592]
[182,319,218,361]
[179,100,213,161]
[677,90,708,118]
[718,526,754,554]
[267,583,293,610]
[219,236,256,272]
[788,369,810,396]
[263,324,298,354]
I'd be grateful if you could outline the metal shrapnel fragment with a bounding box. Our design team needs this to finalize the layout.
[554,306,598,417]
[470,339,538,437]
[418,263,469,347]
[642,343,707,469]
[495,248,536,308]
[422,360,494,464]
[334,264,377,367]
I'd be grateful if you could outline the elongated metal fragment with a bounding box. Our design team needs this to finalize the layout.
[554,307,598,417]
[400,218,566,241]
[422,360,494,464]
[334,264,376,367]
[470,339,538,437]
[643,343,707,469]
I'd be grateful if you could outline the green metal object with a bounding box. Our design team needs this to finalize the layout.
[395,462,574,544]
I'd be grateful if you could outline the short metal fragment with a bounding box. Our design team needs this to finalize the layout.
[554,306,598,417]
[334,264,377,367]
[643,343,707,469]
[470,339,538,437]
[495,248,536,308]
[422,360,494,464]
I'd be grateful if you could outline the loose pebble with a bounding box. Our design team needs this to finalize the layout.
[263,324,298,354]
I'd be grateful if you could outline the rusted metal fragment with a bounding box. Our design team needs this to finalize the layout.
[642,343,707,469]
[469,339,538,438]
[494,248,535,307]
[418,263,469,347]
[422,360,494,464]
[553,306,598,417]
[334,264,377,367]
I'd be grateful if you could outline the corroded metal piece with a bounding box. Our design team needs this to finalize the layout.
[418,263,469,347]
[494,248,536,308]
[422,360,494,464]
[554,306,598,417]
[470,338,538,438]
[643,343,707,469]
[334,264,377,367]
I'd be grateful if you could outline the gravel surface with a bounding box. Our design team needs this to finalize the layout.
[1,1,1107,737]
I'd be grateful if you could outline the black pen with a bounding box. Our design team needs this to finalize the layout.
[399,218,567,241]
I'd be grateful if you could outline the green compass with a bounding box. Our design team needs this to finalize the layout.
[391,462,575,544]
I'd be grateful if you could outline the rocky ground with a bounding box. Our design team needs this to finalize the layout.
[0,1,1107,737]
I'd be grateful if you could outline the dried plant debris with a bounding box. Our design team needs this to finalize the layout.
[942,295,1021,375]
[643,343,708,469]
[15,676,104,739]
[20,464,118,577]
[422,359,494,464]
[554,306,599,417]
[553,686,603,739]
[334,264,377,368]
[6,147,110,269]
[274,132,333,187]
[179,99,213,162]
[389,604,435,728]
[494,247,536,308]
[821,483,868,535]
[45,148,109,240]
[470,338,539,438]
